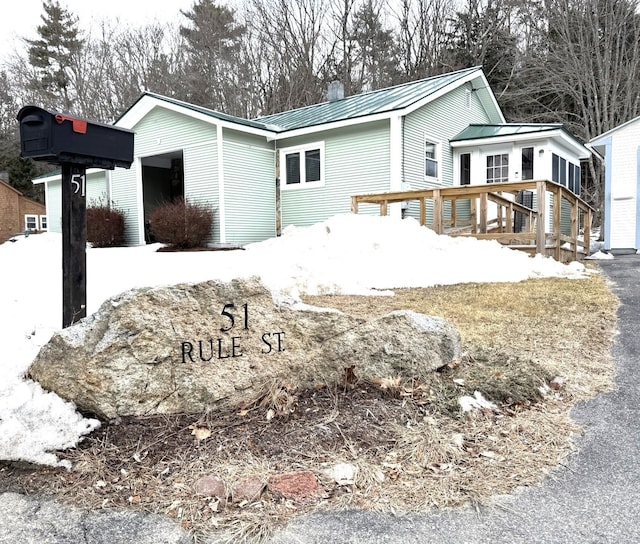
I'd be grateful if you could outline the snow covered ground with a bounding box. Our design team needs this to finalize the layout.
[0,214,594,467]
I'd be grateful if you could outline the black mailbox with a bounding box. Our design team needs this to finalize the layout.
[17,106,134,170]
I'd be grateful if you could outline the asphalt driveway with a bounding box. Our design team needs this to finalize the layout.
[270,255,640,544]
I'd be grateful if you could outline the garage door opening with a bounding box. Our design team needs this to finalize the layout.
[141,150,184,243]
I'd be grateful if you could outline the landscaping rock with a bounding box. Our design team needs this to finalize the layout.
[193,475,226,498]
[28,276,461,419]
[268,471,319,499]
[324,463,358,486]
[231,476,265,503]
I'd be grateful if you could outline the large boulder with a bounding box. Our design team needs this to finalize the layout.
[28,277,461,419]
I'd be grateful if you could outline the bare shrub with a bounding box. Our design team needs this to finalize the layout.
[86,200,125,248]
[148,199,214,249]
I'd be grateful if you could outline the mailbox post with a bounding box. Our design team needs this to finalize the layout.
[17,106,134,328]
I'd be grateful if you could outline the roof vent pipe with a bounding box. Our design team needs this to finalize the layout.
[327,81,345,101]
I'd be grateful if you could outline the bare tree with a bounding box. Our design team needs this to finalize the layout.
[518,0,640,224]
[245,0,331,113]
[392,0,455,80]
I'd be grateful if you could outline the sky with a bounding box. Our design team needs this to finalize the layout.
[0,213,607,467]
[0,0,197,63]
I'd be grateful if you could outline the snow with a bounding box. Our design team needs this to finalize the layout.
[0,214,593,467]
[585,250,615,260]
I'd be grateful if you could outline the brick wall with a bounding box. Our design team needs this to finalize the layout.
[0,181,46,243]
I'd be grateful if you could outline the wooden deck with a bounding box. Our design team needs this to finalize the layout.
[351,180,594,262]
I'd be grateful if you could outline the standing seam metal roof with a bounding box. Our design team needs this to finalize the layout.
[118,66,483,134]
[254,66,482,131]
[451,123,567,141]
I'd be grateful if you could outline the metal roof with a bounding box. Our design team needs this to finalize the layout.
[254,66,482,131]
[451,123,566,141]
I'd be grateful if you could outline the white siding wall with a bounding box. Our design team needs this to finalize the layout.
[610,122,640,248]
[279,121,390,228]
[111,107,218,245]
[223,129,276,244]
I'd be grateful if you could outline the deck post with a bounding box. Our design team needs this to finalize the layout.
[419,198,426,226]
[553,186,562,261]
[351,196,358,214]
[584,207,592,255]
[536,181,546,255]
[433,189,443,233]
[570,195,578,260]
[479,193,488,233]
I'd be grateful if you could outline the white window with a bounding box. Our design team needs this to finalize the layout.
[25,214,38,231]
[40,215,48,230]
[280,142,324,188]
[486,154,509,183]
[424,137,439,179]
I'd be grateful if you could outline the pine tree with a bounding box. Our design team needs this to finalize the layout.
[26,0,84,112]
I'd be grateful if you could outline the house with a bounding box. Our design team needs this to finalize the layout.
[588,117,640,251]
[0,175,46,243]
[34,66,589,247]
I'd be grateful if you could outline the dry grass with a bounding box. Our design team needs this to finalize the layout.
[0,270,619,543]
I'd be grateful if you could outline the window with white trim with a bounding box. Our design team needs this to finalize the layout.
[25,214,38,231]
[486,154,509,183]
[280,142,324,188]
[424,138,439,179]
[40,215,48,230]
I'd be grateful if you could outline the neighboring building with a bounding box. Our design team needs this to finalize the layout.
[35,66,589,247]
[0,176,47,243]
[588,118,640,251]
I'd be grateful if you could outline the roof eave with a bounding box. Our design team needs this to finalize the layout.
[116,94,277,138]
[451,128,590,159]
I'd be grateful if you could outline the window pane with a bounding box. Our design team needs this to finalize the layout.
[305,149,321,182]
[560,158,567,186]
[25,216,37,230]
[568,164,575,192]
[425,140,438,178]
[425,142,436,159]
[460,153,471,185]
[486,154,508,183]
[426,158,438,178]
[575,166,581,195]
[285,152,300,184]
[522,147,533,180]
[552,154,559,182]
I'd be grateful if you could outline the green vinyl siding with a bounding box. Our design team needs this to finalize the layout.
[86,171,109,205]
[184,142,218,244]
[223,129,276,244]
[112,106,218,245]
[111,166,139,244]
[403,84,491,225]
[45,170,107,234]
[279,121,390,228]
[45,180,61,233]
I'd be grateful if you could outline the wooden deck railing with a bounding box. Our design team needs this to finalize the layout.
[351,180,593,262]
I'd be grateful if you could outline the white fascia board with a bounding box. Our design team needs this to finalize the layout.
[402,70,505,123]
[589,114,640,144]
[268,110,395,141]
[32,167,104,184]
[585,142,605,162]
[116,96,276,139]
